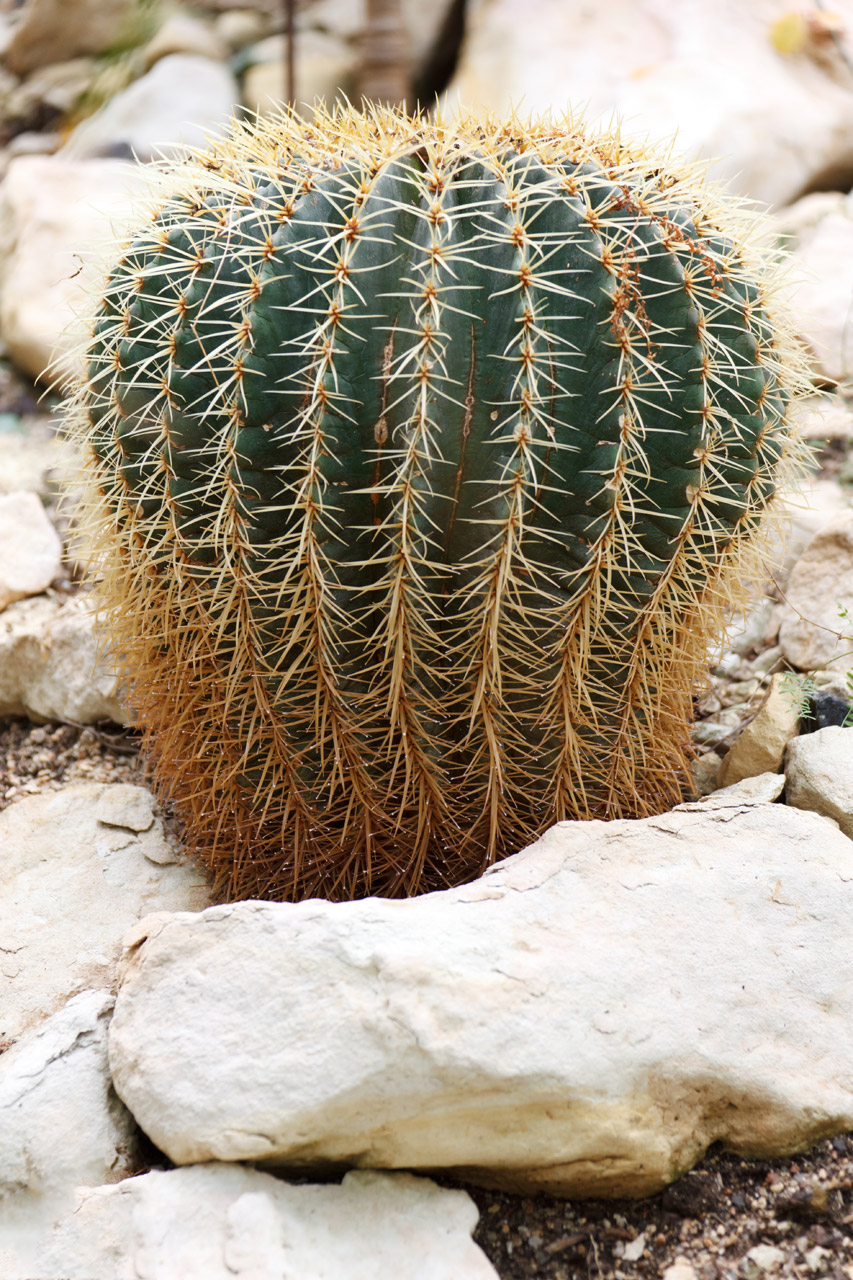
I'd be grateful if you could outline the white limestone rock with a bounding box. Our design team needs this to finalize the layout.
[0,156,147,384]
[789,394,853,442]
[110,800,853,1198]
[6,56,95,121]
[707,771,786,805]
[786,726,853,837]
[448,0,853,209]
[142,12,227,70]
[777,192,853,384]
[62,54,239,162]
[1,0,135,77]
[215,10,269,53]
[0,424,80,499]
[778,475,851,587]
[0,782,210,1044]
[19,1166,497,1280]
[0,990,136,1201]
[778,511,853,673]
[0,594,126,724]
[0,491,62,611]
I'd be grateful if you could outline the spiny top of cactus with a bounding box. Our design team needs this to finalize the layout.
[68,104,811,902]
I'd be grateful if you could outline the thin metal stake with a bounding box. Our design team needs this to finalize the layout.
[285,0,295,108]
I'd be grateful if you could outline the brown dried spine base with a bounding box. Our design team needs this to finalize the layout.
[65,105,810,903]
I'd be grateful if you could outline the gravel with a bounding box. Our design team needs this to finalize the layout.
[461,1137,853,1279]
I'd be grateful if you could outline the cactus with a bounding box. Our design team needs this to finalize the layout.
[69,105,808,902]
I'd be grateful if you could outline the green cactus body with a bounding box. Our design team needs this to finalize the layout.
[72,107,808,901]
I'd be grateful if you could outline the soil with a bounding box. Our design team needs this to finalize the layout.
[461,1137,853,1278]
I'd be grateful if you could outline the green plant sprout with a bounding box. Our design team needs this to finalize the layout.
[780,601,853,727]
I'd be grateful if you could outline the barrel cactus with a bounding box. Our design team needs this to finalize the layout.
[69,106,808,902]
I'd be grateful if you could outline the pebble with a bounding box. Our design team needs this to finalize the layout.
[745,1242,786,1271]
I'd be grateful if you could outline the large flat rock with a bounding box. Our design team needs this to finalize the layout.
[1,783,210,1042]
[109,799,853,1198]
[12,1166,496,1280]
[447,0,853,209]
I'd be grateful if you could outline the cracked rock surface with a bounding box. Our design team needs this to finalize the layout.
[0,782,210,1043]
[109,797,853,1198]
[0,989,134,1200]
[0,989,140,1280]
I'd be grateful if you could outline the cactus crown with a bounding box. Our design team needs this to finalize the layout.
[68,104,809,902]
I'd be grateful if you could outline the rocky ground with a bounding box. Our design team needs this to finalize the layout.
[3,2,853,1277]
[3,367,852,1276]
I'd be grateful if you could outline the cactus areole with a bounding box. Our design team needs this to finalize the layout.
[71,106,807,902]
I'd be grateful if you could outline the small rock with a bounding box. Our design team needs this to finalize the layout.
[0,491,61,611]
[621,1230,646,1261]
[724,600,778,656]
[779,477,852,590]
[6,56,94,121]
[661,1171,723,1218]
[745,1243,787,1272]
[142,12,226,69]
[25,1167,498,1280]
[778,512,853,674]
[790,394,853,442]
[96,783,155,833]
[0,989,136,1202]
[0,425,80,498]
[0,594,126,724]
[808,690,851,730]
[108,803,853,1198]
[804,1245,832,1271]
[214,9,268,52]
[724,677,761,705]
[62,54,239,162]
[662,1261,698,1280]
[751,645,783,677]
[717,674,800,787]
[691,706,744,748]
[1,0,135,77]
[706,772,786,805]
[786,725,853,837]
[6,131,60,158]
[775,1180,839,1222]
[712,651,744,678]
[0,781,209,1043]
[813,668,853,703]
[691,751,721,796]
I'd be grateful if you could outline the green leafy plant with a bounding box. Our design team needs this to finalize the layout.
[779,669,820,720]
[779,601,853,726]
[67,105,810,901]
